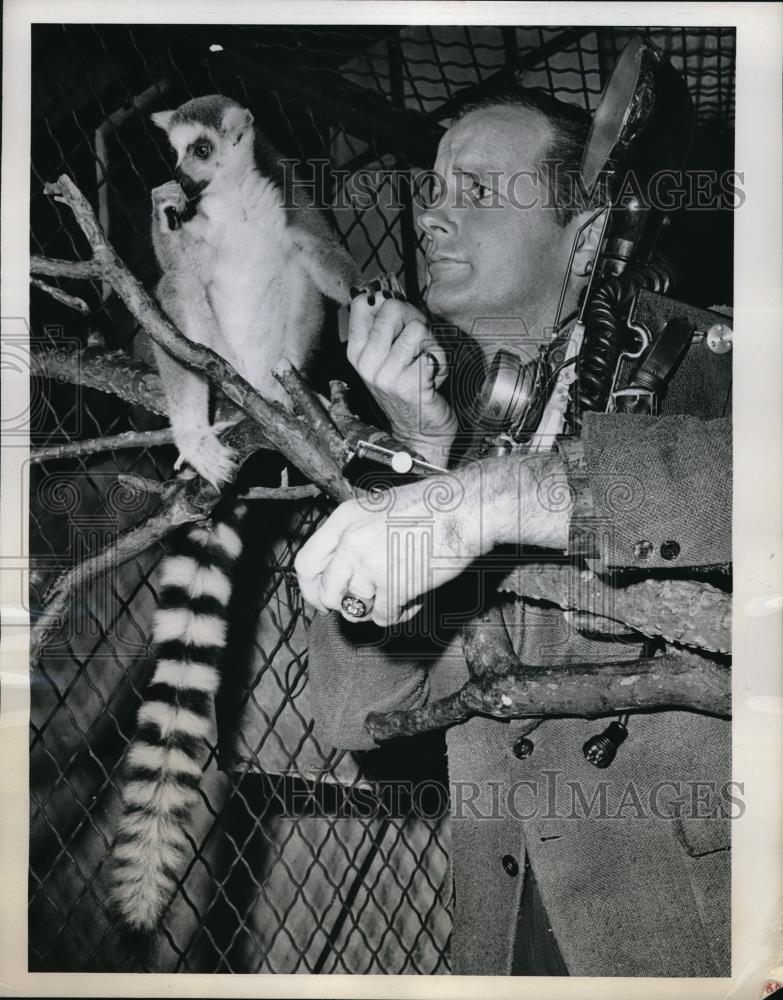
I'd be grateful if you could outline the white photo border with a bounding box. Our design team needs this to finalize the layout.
[2,2,781,997]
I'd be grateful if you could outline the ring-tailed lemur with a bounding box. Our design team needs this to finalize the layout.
[110,95,359,933]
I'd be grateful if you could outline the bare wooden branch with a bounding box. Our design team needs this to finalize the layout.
[33,341,280,472]
[34,344,169,415]
[32,346,275,461]
[30,277,90,314]
[42,175,352,503]
[240,485,323,501]
[272,357,352,467]
[31,427,174,464]
[31,484,201,663]
[365,601,730,740]
[30,255,102,280]
[328,378,430,466]
[365,649,730,741]
[116,473,170,496]
[499,563,730,654]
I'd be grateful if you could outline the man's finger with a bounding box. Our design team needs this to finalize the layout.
[294,502,358,610]
[419,341,450,390]
[382,318,450,391]
[346,293,383,364]
[317,545,363,611]
[384,318,430,370]
[384,319,449,387]
[355,300,426,381]
[372,599,424,628]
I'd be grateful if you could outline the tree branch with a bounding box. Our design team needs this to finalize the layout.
[30,277,90,314]
[34,344,169,415]
[30,255,102,279]
[328,379,431,468]
[30,483,203,663]
[365,602,730,740]
[272,358,352,468]
[240,485,322,501]
[365,649,730,741]
[115,473,170,496]
[499,563,730,654]
[31,427,175,464]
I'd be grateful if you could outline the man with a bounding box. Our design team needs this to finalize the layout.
[295,88,732,976]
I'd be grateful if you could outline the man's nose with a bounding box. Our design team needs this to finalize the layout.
[418,205,455,240]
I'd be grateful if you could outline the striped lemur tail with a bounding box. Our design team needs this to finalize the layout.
[110,501,247,933]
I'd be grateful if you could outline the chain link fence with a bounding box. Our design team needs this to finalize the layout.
[28,23,736,974]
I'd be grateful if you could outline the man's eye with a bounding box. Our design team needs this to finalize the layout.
[472,179,494,203]
[417,174,444,208]
[193,143,212,159]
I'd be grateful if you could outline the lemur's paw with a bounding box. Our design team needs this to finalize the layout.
[173,426,237,489]
[152,181,187,224]
[349,273,406,303]
[332,259,364,304]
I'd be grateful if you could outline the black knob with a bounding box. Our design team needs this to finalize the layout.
[660,540,681,560]
[501,854,519,877]
[583,720,628,768]
[512,736,535,759]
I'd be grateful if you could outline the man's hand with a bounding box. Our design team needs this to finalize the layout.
[347,292,459,465]
[294,454,571,627]
[295,469,485,627]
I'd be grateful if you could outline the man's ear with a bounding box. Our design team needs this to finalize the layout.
[571,209,605,277]
[222,105,254,144]
[150,110,174,132]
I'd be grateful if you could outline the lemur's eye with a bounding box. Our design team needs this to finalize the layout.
[193,143,212,159]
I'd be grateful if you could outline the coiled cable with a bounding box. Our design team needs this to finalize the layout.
[574,256,676,427]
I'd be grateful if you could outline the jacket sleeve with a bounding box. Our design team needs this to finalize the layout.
[306,609,471,752]
[563,413,732,571]
[306,612,422,752]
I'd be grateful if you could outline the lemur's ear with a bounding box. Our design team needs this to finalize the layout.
[222,105,254,144]
[150,110,174,132]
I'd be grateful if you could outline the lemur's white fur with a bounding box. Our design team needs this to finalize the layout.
[147,98,358,487]
[110,96,359,935]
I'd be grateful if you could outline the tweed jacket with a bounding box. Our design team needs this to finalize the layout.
[305,397,732,977]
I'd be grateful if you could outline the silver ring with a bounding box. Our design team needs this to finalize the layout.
[340,593,374,619]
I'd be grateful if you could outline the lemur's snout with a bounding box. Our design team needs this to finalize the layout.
[175,167,207,199]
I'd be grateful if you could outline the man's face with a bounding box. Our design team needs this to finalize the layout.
[420,106,576,337]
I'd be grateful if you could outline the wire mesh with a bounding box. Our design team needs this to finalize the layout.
[28,23,736,974]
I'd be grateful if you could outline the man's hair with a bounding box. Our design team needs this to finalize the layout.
[451,85,592,226]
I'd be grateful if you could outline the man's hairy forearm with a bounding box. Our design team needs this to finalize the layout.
[433,452,572,560]
[481,452,571,550]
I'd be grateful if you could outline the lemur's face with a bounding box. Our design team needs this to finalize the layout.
[152,103,254,196]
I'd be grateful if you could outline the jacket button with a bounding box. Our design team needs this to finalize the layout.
[512,736,535,759]
[501,854,519,877]
[660,540,680,560]
[633,540,653,560]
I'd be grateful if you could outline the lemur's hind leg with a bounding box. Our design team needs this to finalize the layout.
[153,271,237,488]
